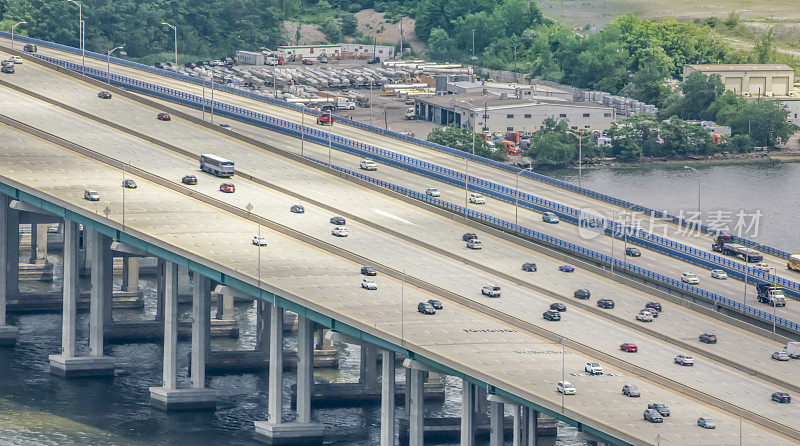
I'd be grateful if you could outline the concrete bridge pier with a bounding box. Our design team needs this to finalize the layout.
[0,194,19,345]
[28,223,50,265]
[487,396,504,446]
[150,268,217,410]
[380,349,396,446]
[461,380,476,446]
[49,224,115,377]
[403,358,439,446]
[254,304,324,444]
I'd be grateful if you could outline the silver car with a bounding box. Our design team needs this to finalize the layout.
[772,351,790,361]
[697,417,716,429]
[711,269,727,279]
[425,187,441,197]
[83,189,100,201]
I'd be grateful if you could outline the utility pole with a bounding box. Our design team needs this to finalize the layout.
[399,17,403,59]
[471,29,476,59]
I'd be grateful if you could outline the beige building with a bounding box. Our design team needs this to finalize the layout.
[276,44,342,59]
[683,64,796,97]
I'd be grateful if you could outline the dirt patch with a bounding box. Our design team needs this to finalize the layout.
[284,22,327,45]
[355,9,426,55]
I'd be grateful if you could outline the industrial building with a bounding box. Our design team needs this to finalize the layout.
[276,44,342,59]
[445,80,574,101]
[414,93,617,134]
[340,43,395,59]
[683,64,796,97]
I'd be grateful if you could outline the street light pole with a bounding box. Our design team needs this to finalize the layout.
[683,165,701,213]
[561,337,565,414]
[11,21,27,51]
[162,22,177,66]
[514,169,524,230]
[106,45,125,85]
[301,107,305,157]
[566,130,582,188]
[66,0,84,76]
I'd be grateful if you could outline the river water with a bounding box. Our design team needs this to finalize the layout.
[546,161,800,253]
[1,252,584,445]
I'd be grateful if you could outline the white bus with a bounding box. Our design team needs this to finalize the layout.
[200,154,234,178]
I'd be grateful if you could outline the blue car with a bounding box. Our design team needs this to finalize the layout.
[559,265,575,272]
[625,247,642,257]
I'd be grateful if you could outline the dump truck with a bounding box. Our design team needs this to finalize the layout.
[711,233,762,263]
[756,283,786,307]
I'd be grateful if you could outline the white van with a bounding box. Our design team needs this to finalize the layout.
[466,239,483,249]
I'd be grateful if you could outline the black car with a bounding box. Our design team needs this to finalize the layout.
[122,179,137,189]
[427,299,443,310]
[642,307,659,318]
[1,65,14,74]
[625,247,642,257]
[361,266,377,276]
[645,301,662,312]
[181,175,197,185]
[522,262,537,272]
[550,303,567,312]
[154,62,164,69]
[462,232,478,241]
[622,384,640,397]
[184,62,196,68]
[418,302,435,315]
[543,310,561,321]
[330,216,346,225]
[772,392,791,403]
[23,43,37,53]
[597,298,615,309]
[699,333,717,344]
[98,91,112,99]
[291,204,305,213]
[367,56,381,64]
[574,289,591,299]
[648,403,670,416]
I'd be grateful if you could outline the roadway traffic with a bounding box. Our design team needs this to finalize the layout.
[1,61,799,438]
[5,120,797,445]
[3,36,793,290]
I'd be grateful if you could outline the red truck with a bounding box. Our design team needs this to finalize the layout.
[711,233,762,263]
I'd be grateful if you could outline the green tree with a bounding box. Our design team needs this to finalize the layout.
[425,27,452,62]
[426,125,507,161]
[339,12,358,36]
[724,134,755,153]
[660,72,725,120]
[319,19,342,43]
[753,29,776,64]
[721,100,797,147]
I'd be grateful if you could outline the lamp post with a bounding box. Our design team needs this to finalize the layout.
[565,130,583,188]
[106,45,125,85]
[11,21,27,51]
[300,106,305,157]
[66,0,84,76]
[514,167,531,230]
[683,165,701,213]
[162,22,177,66]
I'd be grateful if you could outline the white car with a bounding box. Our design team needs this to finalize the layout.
[584,362,604,375]
[466,239,482,249]
[361,277,377,290]
[754,262,770,272]
[83,189,100,201]
[674,354,694,366]
[711,269,727,279]
[359,159,378,171]
[557,381,576,395]
[636,310,653,322]
[252,235,268,246]
[468,193,485,204]
[425,188,440,197]
[11,56,23,64]
[481,284,501,297]
[332,226,349,237]
[681,272,699,284]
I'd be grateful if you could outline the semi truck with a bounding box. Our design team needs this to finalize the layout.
[711,233,763,263]
[756,283,786,307]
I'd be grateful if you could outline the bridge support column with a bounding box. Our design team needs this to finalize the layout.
[359,344,379,389]
[512,404,522,446]
[0,195,19,345]
[461,379,475,446]
[528,409,539,446]
[255,305,323,444]
[380,350,396,446]
[489,400,504,446]
[29,223,49,265]
[120,257,140,293]
[403,359,429,446]
[49,223,114,376]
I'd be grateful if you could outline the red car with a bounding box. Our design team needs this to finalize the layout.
[219,182,235,193]
[157,112,171,121]
[302,59,313,65]
[620,343,638,353]
[316,112,334,125]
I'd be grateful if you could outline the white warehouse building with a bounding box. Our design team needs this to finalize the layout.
[414,93,617,134]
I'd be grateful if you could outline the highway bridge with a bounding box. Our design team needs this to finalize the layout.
[0,36,799,446]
